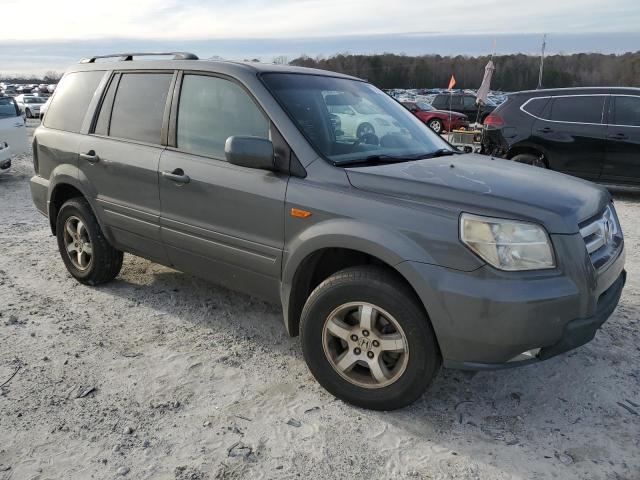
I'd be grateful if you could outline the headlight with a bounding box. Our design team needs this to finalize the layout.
[460,213,555,271]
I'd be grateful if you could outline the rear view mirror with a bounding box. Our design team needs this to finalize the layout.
[224,136,275,171]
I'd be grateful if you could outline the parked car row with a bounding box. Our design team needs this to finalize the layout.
[0,82,56,96]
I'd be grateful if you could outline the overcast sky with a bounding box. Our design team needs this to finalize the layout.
[2,0,639,75]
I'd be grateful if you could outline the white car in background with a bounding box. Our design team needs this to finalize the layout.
[39,96,51,120]
[0,141,11,173]
[15,94,48,119]
[325,93,408,140]
[0,96,29,156]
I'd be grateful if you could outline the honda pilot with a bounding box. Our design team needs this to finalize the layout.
[30,53,626,410]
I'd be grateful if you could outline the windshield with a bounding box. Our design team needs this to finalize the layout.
[24,97,46,104]
[261,73,451,165]
[416,102,434,111]
[0,97,18,118]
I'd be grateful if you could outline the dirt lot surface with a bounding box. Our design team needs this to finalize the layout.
[1,122,639,480]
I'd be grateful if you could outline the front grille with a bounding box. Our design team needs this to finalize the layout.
[580,205,623,269]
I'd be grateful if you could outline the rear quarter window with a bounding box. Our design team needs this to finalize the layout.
[44,71,105,133]
[520,97,550,118]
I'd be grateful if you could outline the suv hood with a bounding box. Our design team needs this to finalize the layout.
[346,154,610,234]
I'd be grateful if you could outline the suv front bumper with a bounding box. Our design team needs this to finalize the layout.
[396,233,626,370]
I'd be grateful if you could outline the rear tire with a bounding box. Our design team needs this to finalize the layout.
[512,153,547,168]
[25,108,32,119]
[55,197,123,285]
[300,266,440,410]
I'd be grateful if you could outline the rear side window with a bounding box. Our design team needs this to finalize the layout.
[549,96,604,124]
[432,95,446,108]
[176,75,269,159]
[109,73,172,144]
[44,71,105,133]
[463,96,476,108]
[521,97,550,117]
[612,96,640,126]
[0,97,19,118]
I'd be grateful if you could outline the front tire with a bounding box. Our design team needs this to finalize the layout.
[300,266,440,410]
[25,108,32,119]
[56,197,123,285]
[428,118,443,134]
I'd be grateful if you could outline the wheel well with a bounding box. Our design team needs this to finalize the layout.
[286,248,424,337]
[49,184,84,234]
[507,146,547,166]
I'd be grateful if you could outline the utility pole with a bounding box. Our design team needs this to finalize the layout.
[537,34,547,89]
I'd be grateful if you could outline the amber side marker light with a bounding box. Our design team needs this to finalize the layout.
[291,207,312,218]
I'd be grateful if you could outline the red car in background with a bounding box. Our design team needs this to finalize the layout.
[401,101,469,134]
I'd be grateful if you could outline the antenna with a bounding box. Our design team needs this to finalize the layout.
[537,34,547,89]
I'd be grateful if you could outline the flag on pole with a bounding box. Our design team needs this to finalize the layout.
[447,74,456,90]
[476,60,495,105]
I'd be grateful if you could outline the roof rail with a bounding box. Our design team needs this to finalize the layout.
[79,52,199,63]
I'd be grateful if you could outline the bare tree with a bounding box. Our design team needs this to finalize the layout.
[43,71,62,83]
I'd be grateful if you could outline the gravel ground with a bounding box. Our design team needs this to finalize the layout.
[1,122,639,480]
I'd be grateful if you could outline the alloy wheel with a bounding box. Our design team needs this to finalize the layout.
[63,216,93,270]
[322,302,409,389]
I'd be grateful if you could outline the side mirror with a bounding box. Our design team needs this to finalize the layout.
[224,136,275,171]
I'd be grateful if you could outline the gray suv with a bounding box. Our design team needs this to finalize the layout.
[30,53,626,410]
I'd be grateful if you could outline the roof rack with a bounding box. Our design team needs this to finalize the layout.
[79,52,199,63]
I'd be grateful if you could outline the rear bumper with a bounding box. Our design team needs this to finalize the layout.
[29,175,49,217]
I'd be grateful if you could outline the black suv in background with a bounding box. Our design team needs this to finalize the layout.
[482,87,640,185]
[431,92,495,123]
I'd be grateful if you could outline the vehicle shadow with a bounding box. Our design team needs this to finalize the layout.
[100,259,295,355]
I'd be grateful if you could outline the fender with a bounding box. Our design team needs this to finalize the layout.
[47,165,112,243]
[508,139,549,162]
[280,218,442,334]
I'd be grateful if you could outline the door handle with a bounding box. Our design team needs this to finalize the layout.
[161,168,190,184]
[80,150,99,163]
[537,126,554,134]
[13,123,23,127]
[607,133,629,140]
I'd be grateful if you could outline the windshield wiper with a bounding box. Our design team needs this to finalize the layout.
[338,149,458,167]
[337,154,414,167]
[419,148,458,158]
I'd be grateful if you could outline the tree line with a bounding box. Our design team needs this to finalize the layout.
[290,52,640,91]
[1,71,62,84]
